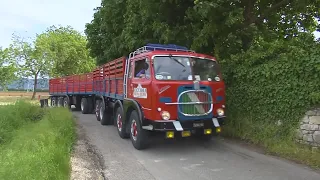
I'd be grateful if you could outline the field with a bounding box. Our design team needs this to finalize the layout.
[0,91,49,104]
[0,91,49,97]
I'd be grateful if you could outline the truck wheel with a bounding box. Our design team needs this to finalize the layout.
[129,110,149,150]
[81,98,90,114]
[100,101,112,125]
[95,100,101,121]
[115,107,129,139]
[57,97,63,107]
[63,97,70,109]
[51,97,57,107]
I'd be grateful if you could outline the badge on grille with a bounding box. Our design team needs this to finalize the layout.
[193,80,200,90]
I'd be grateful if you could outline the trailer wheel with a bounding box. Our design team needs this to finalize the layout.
[115,107,129,139]
[57,97,63,107]
[129,110,149,150]
[81,98,90,114]
[100,101,113,125]
[51,97,57,107]
[95,100,101,121]
[63,97,70,109]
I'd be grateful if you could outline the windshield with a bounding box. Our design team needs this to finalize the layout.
[153,56,221,81]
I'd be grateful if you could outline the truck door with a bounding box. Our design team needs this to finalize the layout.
[127,57,152,113]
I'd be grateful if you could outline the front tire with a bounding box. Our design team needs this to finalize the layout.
[114,107,129,139]
[129,110,149,150]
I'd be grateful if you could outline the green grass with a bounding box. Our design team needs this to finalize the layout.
[222,117,320,169]
[0,101,76,180]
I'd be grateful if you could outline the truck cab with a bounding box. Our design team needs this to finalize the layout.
[121,44,226,149]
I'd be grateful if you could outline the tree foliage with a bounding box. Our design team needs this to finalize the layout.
[222,33,320,142]
[0,47,17,90]
[10,34,51,99]
[35,25,96,77]
[85,0,320,64]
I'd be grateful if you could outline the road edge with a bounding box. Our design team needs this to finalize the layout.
[70,116,107,180]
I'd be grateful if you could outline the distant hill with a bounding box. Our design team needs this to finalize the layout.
[2,78,49,91]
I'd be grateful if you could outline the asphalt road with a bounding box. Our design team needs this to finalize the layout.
[74,112,320,180]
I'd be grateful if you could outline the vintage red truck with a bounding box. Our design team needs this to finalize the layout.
[43,44,226,150]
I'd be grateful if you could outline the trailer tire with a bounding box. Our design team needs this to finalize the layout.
[95,100,101,121]
[81,98,90,114]
[129,110,149,150]
[100,101,112,125]
[63,97,70,109]
[51,97,57,107]
[115,107,129,139]
[57,97,63,107]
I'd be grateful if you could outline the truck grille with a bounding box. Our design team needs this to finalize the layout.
[178,90,213,116]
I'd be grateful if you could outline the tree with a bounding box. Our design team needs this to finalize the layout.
[11,34,51,100]
[0,47,17,91]
[35,25,96,77]
[85,0,320,63]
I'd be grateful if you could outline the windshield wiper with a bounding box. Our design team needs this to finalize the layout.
[168,55,185,67]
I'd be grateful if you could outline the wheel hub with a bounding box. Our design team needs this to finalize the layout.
[99,106,103,119]
[117,114,122,131]
[95,104,99,117]
[81,101,84,111]
[131,119,138,141]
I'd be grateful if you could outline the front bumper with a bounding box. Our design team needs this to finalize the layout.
[142,117,225,132]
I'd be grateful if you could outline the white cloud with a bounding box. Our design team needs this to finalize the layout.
[0,0,101,48]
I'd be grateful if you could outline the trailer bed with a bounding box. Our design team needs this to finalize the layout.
[49,57,126,99]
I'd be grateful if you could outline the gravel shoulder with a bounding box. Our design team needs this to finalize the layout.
[70,119,106,180]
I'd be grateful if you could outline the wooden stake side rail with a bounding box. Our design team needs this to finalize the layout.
[49,57,126,100]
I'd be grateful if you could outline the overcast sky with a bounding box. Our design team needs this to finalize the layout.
[0,0,101,48]
[0,0,319,49]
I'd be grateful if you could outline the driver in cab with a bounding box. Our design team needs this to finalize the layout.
[136,62,149,78]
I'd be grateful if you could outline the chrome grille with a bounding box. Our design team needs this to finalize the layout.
[178,90,213,116]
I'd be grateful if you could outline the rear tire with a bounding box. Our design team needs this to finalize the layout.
[63,97,70,109]
[114,107,129,139]
[51,97,57,107]
[129,110,149,150]
[95,100,101,121]
[81,98,90,114]
[57,97,63,107]
[100,101,113,125]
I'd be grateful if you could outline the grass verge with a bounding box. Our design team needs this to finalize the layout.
[222,116,320,169]
[0,101,76,180]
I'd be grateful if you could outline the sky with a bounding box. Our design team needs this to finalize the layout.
[0,0,102,48]
[0,0,319,49]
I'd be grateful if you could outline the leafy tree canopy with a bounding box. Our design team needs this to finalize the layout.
[85,0,320,64]
[35,25,96,77]
[0,47,17,90]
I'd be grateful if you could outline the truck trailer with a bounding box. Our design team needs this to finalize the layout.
[43,44,226,150]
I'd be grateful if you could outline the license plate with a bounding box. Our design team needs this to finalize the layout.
[193,122,204,128]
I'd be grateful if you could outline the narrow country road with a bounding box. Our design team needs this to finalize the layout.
[73,112,320,180]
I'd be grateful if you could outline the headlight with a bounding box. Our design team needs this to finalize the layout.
[217,108,224,116]
[161,111,170,120]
